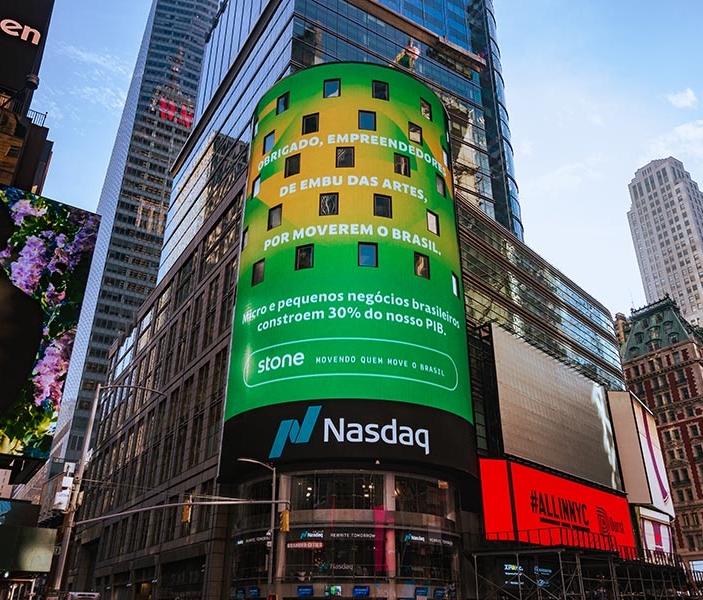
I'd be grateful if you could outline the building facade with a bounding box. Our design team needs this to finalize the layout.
[66,0,692,598]
[628,157,703,325]
[619,298,703,569]
[44,0,217,479]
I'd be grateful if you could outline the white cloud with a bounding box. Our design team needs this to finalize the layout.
[520,153,604,199]
[70,86,127,112]
[666,88,698,109]
[56,42,131,79]
[646,120,703,171]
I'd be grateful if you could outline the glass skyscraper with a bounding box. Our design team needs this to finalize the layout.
[49,0,217,468]
[160,0,521,283]
[65,0,651,597]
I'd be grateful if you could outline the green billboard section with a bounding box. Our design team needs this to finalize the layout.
[227,63,471,422]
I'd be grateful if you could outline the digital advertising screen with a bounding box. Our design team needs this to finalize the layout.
[0,186,99,459]
[0,0,54,93]
[491,324,623,490]
[608,391,673,517]
[480,459,636,558]
[221,63,474,479]
[639,507,674,557]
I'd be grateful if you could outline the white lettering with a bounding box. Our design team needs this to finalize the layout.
[323,418,429,454]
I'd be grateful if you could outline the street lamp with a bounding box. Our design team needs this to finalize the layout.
[52,383,167,592]
[237,457,277,594]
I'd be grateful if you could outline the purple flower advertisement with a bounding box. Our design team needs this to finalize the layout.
[0,186,99,459]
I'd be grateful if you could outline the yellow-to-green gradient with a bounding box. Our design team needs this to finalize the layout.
[227,63,471,422]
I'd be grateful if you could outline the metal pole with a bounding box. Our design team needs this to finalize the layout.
[268,465,277,594]
[237,458,277,596]
[52,384,167,592]
[51,382,102,591]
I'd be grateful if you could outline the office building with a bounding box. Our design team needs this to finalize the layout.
[45,0,217,477]
[68,0,690,598]
[0,0,102,590]
[628,157,703,324]
[619,298,703,570]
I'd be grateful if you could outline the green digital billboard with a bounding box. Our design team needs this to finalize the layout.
[223,63,473,472]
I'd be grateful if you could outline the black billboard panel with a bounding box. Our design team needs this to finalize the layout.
[219,399,478,482]
[0,0,54,93]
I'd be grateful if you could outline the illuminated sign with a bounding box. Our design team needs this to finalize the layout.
[0,186,99,460]
[0,0,54,93]
[480,459,636,558]
[157,96,193,129]
[287,540,324,549]
[221,62,474,479]
[297,587,314,597]
[491,324,622,490]
[0,18,41,45]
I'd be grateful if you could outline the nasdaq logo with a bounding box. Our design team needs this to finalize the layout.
[268,405,321,458]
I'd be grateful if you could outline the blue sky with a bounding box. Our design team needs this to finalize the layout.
[33,0,703,317]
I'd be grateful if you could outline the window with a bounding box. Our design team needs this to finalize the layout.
[252,260,265,285]
[319,192,339,216]
[394,153,410,176]
[452,273,460,297]
[252,176,260,196]
[420,98,432,120]
[285,153,301,177]
[372,80,389,100]
[436,174,446,196]
[414,252,430,278]
[358,243,378,267]
[268,204,282,230]
[324,79,341,98]
[277,92,289,113]
[295,245,314,270]
[241,227,248,249]
[336,146,354,167]
[427,210,439,234]
[358,110,376,131]
[263,131,275,153]
[252,118,258,136]
[408,122,422,144]
[302,113,319,134]
[373,194,392,218]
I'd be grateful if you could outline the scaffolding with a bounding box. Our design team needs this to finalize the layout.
[471,547,695,600]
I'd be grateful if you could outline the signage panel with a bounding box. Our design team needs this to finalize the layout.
[0,0,54,93]
[297,586,314,597]
[0,186,99,459]
[492,325,622,490]
[222,62,474,477]
[480,459,636,558]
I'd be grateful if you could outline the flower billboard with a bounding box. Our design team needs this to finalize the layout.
[0,186,99,459]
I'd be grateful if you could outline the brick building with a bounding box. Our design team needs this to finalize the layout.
[619,297,703,569]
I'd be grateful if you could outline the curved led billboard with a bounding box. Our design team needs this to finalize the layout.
[221,63,474,478]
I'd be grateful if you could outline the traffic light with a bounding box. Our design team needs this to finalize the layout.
[279,509,290,532]
[182,495,193,523]
[268,595,278,600]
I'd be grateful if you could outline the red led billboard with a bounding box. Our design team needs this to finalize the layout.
[480,459,636,558]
